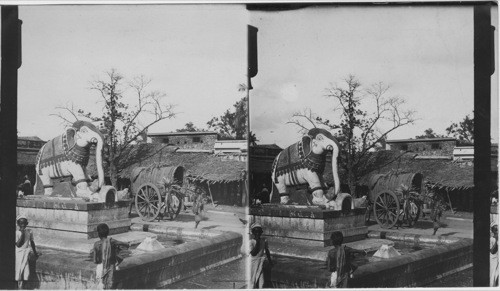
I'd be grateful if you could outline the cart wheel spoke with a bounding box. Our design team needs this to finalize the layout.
[135,183,161,222]
[374,191,400,229]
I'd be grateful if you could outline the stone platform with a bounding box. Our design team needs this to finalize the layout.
[250,204,367,247]
[17,196,132,251]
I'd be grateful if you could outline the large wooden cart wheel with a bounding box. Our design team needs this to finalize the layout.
[135,183,162,222]
[373,190,400,229]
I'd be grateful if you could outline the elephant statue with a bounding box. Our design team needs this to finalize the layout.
[270,128,347,208]
[34,120,106,199]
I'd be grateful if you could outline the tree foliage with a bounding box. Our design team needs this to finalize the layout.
[207,96,247,140]
[52,69,176,186]
[249,131,259,146]
[176,122,205,132]
[415,128,445,139]
[446,114,474,145]
[288,75,416,195]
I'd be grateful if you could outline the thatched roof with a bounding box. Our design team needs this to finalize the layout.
[322,150,474,191]
[18,136,45,142]
[87,143,246,183]
[361,152,474,190]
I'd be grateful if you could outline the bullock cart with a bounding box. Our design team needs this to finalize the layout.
[365,172,424,228]
[131,165,195,221]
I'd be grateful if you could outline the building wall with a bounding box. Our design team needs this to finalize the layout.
[389,140,456,156]
[151,134,217,150]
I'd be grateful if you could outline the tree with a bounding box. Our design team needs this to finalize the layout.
[207,96,247,140]
[176,122,205,132]
[446,114,474,145]
[415,128,445,139]
[288,75,416,195]
[52,69,176,187]
[249,131,259,146]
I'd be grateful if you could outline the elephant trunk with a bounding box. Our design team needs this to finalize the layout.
[331,142,341,196]
[93,133,105,189]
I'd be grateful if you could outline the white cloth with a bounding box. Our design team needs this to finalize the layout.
[330,271,338,288]
[15,229,32,281]
[250,238,267,288]
[491,236,499,286]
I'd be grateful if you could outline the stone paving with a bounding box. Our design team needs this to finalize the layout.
[367,211,473,239]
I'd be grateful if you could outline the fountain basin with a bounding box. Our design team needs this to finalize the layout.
[32,224,243,289]
[266,231,472,288]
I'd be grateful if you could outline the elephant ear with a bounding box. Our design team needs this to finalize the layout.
[301,135,313,157]
[65,127,77,151]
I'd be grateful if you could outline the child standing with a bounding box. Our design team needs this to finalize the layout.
[193,194,205,229]
[249,223,273,289]
[431,200,443,236]
[327,231,366,288]
[15,215,38,289]
[491,223,499,287]
[93,223,129,289]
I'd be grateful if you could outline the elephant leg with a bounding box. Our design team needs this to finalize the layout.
[274,175,290,204]
[301,170,328,206]
[38,169,53,196]
[64,161,93,198]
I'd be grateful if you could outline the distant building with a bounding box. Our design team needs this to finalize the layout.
[17,136,45,186]
[214,140,247,162]
[453,146,474,161]
[386,138,456,158]
[249,144,283,195]
[148,131,218,151]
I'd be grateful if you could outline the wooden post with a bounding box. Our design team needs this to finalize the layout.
[207,181,216,207]
[446,188,454,214]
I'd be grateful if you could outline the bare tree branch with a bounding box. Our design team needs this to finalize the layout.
[286,108,318,134]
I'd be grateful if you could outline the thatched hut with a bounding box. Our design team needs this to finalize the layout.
[355,151,474,211]
[87,143,247,206]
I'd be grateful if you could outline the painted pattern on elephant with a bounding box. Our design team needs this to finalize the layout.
[34,120,105,198]
[270,128,348,208]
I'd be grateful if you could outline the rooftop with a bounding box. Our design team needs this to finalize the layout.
[148,131,218,136]
[87,143,246,183]
[386,138,456,143]
[250,144,283,150]
[18,136,45,142]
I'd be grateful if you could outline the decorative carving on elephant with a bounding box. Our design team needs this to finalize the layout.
[34,120,106,199]
[270,128,352,209]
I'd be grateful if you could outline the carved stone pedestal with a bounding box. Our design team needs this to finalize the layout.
[250,204,367,247]
[16,196,133,252]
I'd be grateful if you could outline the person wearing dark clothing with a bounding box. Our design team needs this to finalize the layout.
[430,200,443,236]
[92,223,129,289]
[250,223,273,288]
[326,231,366,288]
[21,176,32,196]
[258,185,270,204]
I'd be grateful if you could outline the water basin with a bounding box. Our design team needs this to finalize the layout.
[265,231,472,288]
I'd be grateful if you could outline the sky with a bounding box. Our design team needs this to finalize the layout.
[249,5,499,148]
[17,4,247,140]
